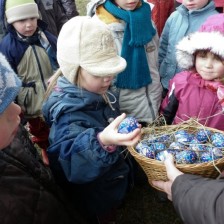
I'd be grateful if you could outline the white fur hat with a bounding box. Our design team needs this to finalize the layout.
[176,14,224,70]
[57,16,127,83]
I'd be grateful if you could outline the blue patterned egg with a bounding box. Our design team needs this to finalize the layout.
[169,141,185,150]
[175,130,194,143]
[175,150,198,164]
[155,150,167,161]
[136,143,155,159]
[149,142,166,151]
[118,117,139,134]
[195,129,211,143]
[200,148,222,162]
[200,151,213,162]
[211,133,224,147]
[147,135,158,144]
[155,150,176,161]
[189,139,208,151]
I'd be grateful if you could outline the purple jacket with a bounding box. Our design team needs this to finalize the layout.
[160,70,224,131]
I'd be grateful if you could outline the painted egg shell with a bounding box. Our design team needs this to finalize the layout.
[195,129,211,143]
[149,142,166,151]
[118,117,139,134]
[136,143,155,159]
[211,133,224,147]
[210,147,223,159]
[157,134,173,143]
[155,150,167,161]
[155,150,175,161]
[200,148,222,162]
[175,130,194,143]
[169,141,185,150]
[175,150,198,164]
[189,139,208,151]
[147,135,159,143]
[200,151,213,162]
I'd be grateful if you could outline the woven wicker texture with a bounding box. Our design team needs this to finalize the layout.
[128,119,224,189]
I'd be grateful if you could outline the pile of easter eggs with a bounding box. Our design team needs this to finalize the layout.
[135,129,224,164]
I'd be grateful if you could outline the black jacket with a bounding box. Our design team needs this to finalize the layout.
[0,125,85,224]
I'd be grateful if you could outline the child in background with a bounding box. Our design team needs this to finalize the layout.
[160,13,224,131]
[147,0,174,36]
[0,52,85,224]
[43,16,141,224]
[0,0,58,164]
[159,0,218,96]
[35,0,68,36]
[87,0,162,126]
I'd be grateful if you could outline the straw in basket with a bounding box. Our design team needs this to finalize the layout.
[127,118,224,190]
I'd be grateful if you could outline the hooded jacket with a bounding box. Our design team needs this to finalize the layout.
[159,1,218,90]
[42,76,130,215]
[160,70,224,130]
[0,19,57,118]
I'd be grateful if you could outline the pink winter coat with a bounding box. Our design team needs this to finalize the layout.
[160,71,224,131]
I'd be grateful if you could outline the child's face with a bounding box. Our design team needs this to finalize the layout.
[182,0,209,10]
[0,102,21,150]
[195,51,224,81]
[12,18,38,37]
[113,0,140,10]
[79,68,115,94]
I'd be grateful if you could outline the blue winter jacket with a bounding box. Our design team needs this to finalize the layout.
[42,76,129,184]
[159,1,218,90]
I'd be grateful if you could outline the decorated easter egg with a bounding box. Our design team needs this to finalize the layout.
[211,133,224,147]
[195,129,211,143]
[169,141,185,150]
[155,150,176,161]
[200,148,222,162]
[200,151,213,162]
[175,150,198,164]
[136,142,155,159]
[118,117,139,134]
[155,150,167,161]
[149,142,166,151]
[189,139,208,151]
[175,130,194,144]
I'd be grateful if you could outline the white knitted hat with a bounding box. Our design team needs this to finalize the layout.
[5,0,39,24]
[176,14,224,70]
[0,53,21,114]
[57,16,127,83]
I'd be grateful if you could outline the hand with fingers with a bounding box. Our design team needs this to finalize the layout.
[98,113,142,148]
[152,152,183,201]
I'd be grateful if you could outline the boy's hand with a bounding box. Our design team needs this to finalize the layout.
[152,152,183,201]
[99,113,141,147]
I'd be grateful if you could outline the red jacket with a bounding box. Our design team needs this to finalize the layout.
[147,0,174,36]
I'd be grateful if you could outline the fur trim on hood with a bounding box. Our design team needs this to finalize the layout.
[176,31,224,70]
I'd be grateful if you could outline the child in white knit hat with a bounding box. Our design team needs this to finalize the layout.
[0,0,59,164]
[0,52,86,224]
[43,16,141,223]
[160,13,224,131]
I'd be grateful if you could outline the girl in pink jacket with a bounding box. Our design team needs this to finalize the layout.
[160,13,224,131]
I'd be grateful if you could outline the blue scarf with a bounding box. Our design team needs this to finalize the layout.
[104,0,156,89]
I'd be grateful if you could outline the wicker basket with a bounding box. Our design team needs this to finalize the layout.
[127,119,224,190]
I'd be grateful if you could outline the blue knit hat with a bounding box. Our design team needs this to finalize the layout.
[0,53,21,114]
